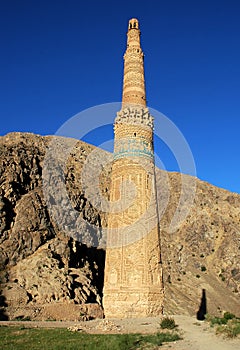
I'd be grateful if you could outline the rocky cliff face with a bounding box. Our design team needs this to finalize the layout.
[0,132,239,320]
[159,172,240,316]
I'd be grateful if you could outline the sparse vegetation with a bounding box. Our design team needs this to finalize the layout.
[206,312,240,338]
[13,316,31,321]
[206,314,228,326]
[219,273,225,281]
[46,317,57,321]
[223,312,236,320]
[160,317,177,330]
[0,326,181,350]
[201,266,207,272]
[216,319,240,338]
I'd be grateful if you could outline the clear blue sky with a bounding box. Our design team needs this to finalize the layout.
[1,0,240,193]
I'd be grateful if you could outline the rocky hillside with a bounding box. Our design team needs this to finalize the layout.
[0,132,239,320]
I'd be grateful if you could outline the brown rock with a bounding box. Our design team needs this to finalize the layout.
[0,132,239,320]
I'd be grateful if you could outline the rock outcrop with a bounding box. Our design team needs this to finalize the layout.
[0,133,105,321]
[0,132,239,320]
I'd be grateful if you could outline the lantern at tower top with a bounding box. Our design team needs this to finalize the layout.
[128,18,139,30]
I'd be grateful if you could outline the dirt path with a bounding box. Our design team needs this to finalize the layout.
[162,315,240,350]
[0,315,239,349]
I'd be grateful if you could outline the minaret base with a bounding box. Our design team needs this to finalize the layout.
[103,227,164,318]
[103,290,164,318]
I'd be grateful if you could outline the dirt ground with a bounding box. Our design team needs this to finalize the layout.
[0,315,239,349]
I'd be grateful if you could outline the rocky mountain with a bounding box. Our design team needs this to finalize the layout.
[0,132,239,320]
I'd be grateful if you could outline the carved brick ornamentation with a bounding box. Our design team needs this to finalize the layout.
[103,18,164,318]
[115,107,154,129]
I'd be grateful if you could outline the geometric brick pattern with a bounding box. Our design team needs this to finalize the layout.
[103,18,164,318]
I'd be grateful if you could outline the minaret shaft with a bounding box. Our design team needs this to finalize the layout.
[103,18,164,318]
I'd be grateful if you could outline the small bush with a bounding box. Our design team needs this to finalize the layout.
[219,273,226,281]
[201,266,206,272]
[143,331,181,345]
[13,316,31,321]
[216,319,240,338]
[206,312,240,338]
[211,317,228,326]
[160,317,177,330]
[223,312,235,320]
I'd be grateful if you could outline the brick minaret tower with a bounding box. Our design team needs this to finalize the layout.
[103,18,164,318]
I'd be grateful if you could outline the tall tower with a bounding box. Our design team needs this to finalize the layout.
[103,18,164,318]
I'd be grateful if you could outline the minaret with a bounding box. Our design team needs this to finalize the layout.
[103,18,164,318]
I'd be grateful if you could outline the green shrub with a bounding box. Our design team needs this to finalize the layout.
[211,317,228,326]
[13,316,31,321]
[223,312,235,320]
[160,317,177,329]
[205,314,226,326]
[206,312,240,338]
[216,319,240,338]
[219,273,226,281]
[143,331,181,345]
